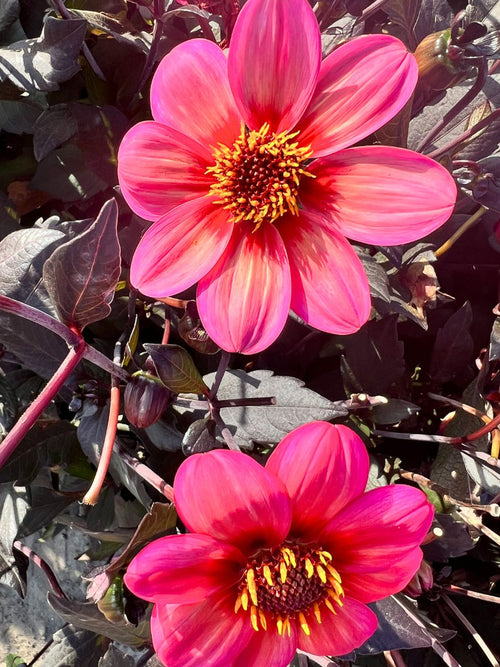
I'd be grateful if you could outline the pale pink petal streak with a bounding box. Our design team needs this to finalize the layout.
[174,449,292,553]
[117,122,212,221]
[279,211,371,334]
[298,597,378,656]
[124,534,245,604]
[151,596,254,667]
[303,146,457,245]
[130,198,233,298]
[296,34,418,157]
[197,222,291,354]
[266,422,369,540]
[150,39,241,148]
[228,0,321,133]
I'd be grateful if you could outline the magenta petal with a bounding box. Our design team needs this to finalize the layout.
[197,223,291,354]
[296,34,418,157]
[117,121,212,221]
[304,146,457,245]
[228,0,321,132]
[151,39,241,148]
[151,595,254,667]
[266,422,369,540]
[279,211,371,334]
[174,449,292,554]
[341,548,425,603]
[130,198,233,298]
[298,597,378,656]
[124,534,245,604]
[234,620,297,667]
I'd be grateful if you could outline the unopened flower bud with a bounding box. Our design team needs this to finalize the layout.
[124,374,172,429]
[415,30,467,92]
[403,560,434,597]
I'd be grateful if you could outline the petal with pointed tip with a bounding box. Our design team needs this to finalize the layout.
[174,449,292,554]
[130,198,233,298]
[124,534,245,604]
[266,422,369,540]
[296,34,418,157]
[118,122,212,221]
[302,146,457,245]
[279,210,371,334]
[151,39,241,149]
[197,223,291,354]
[228,0,321,132]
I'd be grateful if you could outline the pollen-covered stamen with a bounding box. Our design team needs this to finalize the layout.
[206,123,315,230]
[234,545,344,636]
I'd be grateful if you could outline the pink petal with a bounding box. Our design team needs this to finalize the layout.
[151,595,254,667]
[124,534,245,604]
[303,146,457,245]
[320,486,433,589]
[228,0,321,133]
[341,548,424,603]
[174,449,292,554]
[197,222,291,354]
[266,422,369,541]
[298,597,378,656]
[296,35,418,157]
[279,210,371,334]
[130,198,233,298]
[234,618,297,667]
[117,121,212,221]
[150,39,241,149]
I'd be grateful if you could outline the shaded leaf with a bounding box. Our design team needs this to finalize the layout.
[36,626,106,667]
[144,344,209,395]
[0,99,42,134]
[16,487,81,539]
[0,17,86,93]
[371,399,420,425]
[0,484,29,596]
[43,199,121,332]
[356,250,391,303]
[86,502,177,602]
[48,594,150,647]
[182,417,218,455]
[0,374,17,437]
[197,370,350,449]
[33,104,78,161]
[430,302,474,383]
[490,316,500,360]
[423,512,476,561]
[385,0,422,47]
[462,450,500,494]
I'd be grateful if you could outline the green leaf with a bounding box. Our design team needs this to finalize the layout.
[144,344,209,395]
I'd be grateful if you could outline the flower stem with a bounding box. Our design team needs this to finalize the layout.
[209,350,231,401]
[0,338,86,468]
[435,206,487,257]
[117,444,174,501]
[441,584,500,605]
[81,380,121,505]
[428,108,500,160]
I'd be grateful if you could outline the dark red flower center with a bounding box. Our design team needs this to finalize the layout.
[206,123,315,230]
[234,544,344,636]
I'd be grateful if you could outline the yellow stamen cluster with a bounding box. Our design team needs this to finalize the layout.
[206,123,315,230]
[234,544,344,637]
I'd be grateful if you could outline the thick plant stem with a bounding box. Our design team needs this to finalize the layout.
[82,379,121,505]
[13,541,66,599]
[0,339,86,468]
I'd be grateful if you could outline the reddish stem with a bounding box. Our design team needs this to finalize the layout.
[13,540,66,599]
[118,444,174,501]
[82,381,121,505]
[428,108,500,159]
[0,338,86,468]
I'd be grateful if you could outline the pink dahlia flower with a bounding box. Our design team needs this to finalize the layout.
[118,0,457,354]
[125,421,434,666]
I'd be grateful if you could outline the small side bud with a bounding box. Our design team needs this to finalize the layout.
[124,374,172,429]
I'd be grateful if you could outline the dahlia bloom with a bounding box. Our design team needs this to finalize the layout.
[125,422,434,666]
[118,0,456,355]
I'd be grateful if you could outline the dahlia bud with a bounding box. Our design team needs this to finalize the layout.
[124,374,172,429]
[414,30,467,92]
[403,560,434,597]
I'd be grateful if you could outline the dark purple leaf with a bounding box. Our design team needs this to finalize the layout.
[0,0,19,35]
[34,626,106,667]
[33,104,78,161]
[43,199,121,332]
[0,17,87,93]
[430,301,474,383]
[145,344,209,395]
[489,316,500,360]
[384,0,422,48]
[16,487,81,539]
[0,99,42,134]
